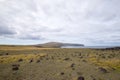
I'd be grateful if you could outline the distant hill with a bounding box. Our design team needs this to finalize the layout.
[35,42,84,48]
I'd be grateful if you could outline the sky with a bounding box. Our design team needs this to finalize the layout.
[0,0,120,46]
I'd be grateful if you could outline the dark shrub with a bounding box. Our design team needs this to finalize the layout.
[18,59,23,62]
[64,58,70,60]
[6,53,9,55]
[12,64,20,71]
[70,63,75,67]
[98,67,108,73]
[36,60,40,63]
[60,72,64,75]
[77,76,85,80]
[29,59,33,63]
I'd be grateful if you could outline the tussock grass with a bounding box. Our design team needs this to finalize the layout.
[88,54,120,71]
[0,53,47,63]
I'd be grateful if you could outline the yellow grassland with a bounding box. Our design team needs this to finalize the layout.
[0,46,56,50]
[0,53,47,64]
[88,54,120,70]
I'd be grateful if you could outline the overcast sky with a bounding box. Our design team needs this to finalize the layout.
[0,0,120,46]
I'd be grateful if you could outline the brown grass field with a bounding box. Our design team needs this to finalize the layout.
[0,45,120,80]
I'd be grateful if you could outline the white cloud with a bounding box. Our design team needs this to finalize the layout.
[0,0,120,45]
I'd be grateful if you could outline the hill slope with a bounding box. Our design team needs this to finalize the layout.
[35,42,84,48]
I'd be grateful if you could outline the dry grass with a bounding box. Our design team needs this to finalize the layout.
[0,45,56,50]
[88,54,120,70]
[0,53,47,64]
[0,46,120,80]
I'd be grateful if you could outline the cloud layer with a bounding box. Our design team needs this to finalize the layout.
[0,0,120,45]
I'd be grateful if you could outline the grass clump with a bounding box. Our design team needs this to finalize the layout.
[88,54,120,71]
[0,53,47,64]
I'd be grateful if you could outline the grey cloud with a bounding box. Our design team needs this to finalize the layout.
[0,0,120,45]
[18,34,43,40]
[0,25,16,36]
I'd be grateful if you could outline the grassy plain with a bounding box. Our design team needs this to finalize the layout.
[0,45,120,80]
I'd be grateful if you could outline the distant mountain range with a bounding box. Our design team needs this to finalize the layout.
[35,42,84,48]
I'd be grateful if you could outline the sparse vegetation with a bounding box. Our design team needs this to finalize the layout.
[0,53,47,64]
[0,46,120,80]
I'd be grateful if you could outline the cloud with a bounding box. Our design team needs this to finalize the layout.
[18,34,43,40]
[0,21,16,38]
[0,0,120,45]
[0,26,15,35]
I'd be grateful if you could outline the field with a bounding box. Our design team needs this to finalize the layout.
[0,46,120,80]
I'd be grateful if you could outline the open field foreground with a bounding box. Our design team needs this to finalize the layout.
[0,46,120,80]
